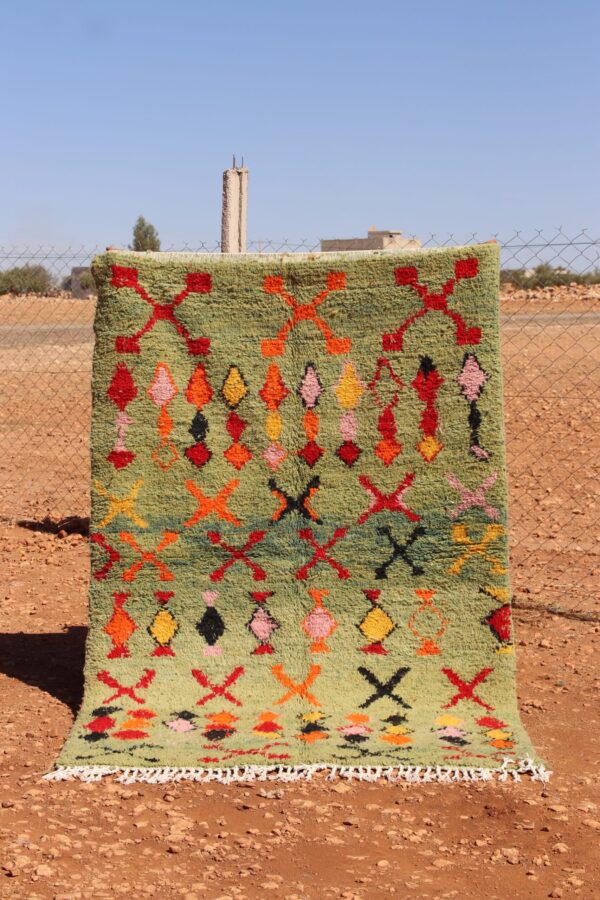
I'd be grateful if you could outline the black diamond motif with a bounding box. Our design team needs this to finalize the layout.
[197,606,225,645]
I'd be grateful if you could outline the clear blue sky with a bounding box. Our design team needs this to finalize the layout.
[1,0,599,247]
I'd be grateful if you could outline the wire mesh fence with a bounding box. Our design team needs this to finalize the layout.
[0,230,598,610]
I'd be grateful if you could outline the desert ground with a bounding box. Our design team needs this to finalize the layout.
[0,284,598,899]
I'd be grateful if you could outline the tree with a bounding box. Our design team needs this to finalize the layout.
[130,215,161,252]
[0,264,53,295]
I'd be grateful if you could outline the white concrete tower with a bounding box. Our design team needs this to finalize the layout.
[221,157,248,253]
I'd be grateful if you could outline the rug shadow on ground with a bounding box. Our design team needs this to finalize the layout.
[17,516,89,536]
[0,627,86,712]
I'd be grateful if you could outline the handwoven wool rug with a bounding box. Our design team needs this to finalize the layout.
[47,243,548,784]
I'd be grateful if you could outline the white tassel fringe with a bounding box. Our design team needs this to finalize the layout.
[43,758,551,785]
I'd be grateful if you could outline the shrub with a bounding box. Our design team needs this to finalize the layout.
[130,215,161,252]
[0,264,54,295]
[501,264,600,288]
[79,270,96,292]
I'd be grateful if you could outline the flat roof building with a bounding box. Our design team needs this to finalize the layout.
[320,227,421,252]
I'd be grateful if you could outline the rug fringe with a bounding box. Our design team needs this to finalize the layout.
[43,758,551,785]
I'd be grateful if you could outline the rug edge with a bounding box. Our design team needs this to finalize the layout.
[43,759,551,785]
[90,241,500,271]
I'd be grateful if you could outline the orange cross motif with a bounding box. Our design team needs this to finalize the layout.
[120,530,179,582]
[271,664,322,707]
[261,272,351,357]
[448,524,506,576]
[95,479,147,528]
[183,478,242,527]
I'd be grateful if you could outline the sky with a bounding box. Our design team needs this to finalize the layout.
[1,0,599,249]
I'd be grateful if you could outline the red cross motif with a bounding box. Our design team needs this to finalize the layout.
[90,532,121,580]
[207,530,267,582]
[261,272,351,357]
[97,668,155,704]
[383,258,481,351]
[296,527,350,580]
[441,667,495,711]
[120,530,179,582]
[357,473,421,525]
[111,265,212,355]
[192,666,245,707]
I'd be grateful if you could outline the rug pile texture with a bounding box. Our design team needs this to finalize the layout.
[47,244,548,783]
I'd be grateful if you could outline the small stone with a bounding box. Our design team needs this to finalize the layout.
[258,789,284,800]
[1,864,19,878]
[552,843,568,854]
[377,860,390,868]
[34,864,53,876]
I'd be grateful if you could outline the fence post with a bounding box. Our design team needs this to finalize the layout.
[221,158,248,253]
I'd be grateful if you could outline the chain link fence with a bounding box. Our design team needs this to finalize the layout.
[0,230,598,610]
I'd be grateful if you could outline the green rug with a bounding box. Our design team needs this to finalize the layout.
[47,244,548,784]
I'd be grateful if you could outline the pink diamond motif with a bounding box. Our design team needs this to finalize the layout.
[302,589,337,653]
[457,354,489,403]
[263,443,288,470]
[299,365,323,409]
[248,607,279,642]
[148,364,178,407]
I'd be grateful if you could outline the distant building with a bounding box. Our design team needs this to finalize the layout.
[320,227,421,252]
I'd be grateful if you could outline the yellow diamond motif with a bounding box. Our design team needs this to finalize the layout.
[149,608,178,647]
[334,362,365,410]
[385,724,410,735]
[359,606,395,644]
[265,411,282,441]
[418,434,443,462]
[435,713,462,727]
[222,366,248,409]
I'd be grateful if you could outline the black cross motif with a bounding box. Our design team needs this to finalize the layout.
[268,476,322,524]
[375,525,425,579]
[358,666,412,709]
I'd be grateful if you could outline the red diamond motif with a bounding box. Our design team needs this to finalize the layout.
[226,411,247,441]
[185,444,212,467]
[336,441,361,467]
[298,441,324,467]
[107,449,135,470]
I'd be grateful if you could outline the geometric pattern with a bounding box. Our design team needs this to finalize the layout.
[49,244,545,783]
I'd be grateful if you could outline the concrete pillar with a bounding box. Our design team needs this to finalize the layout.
[221,159,248,253]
